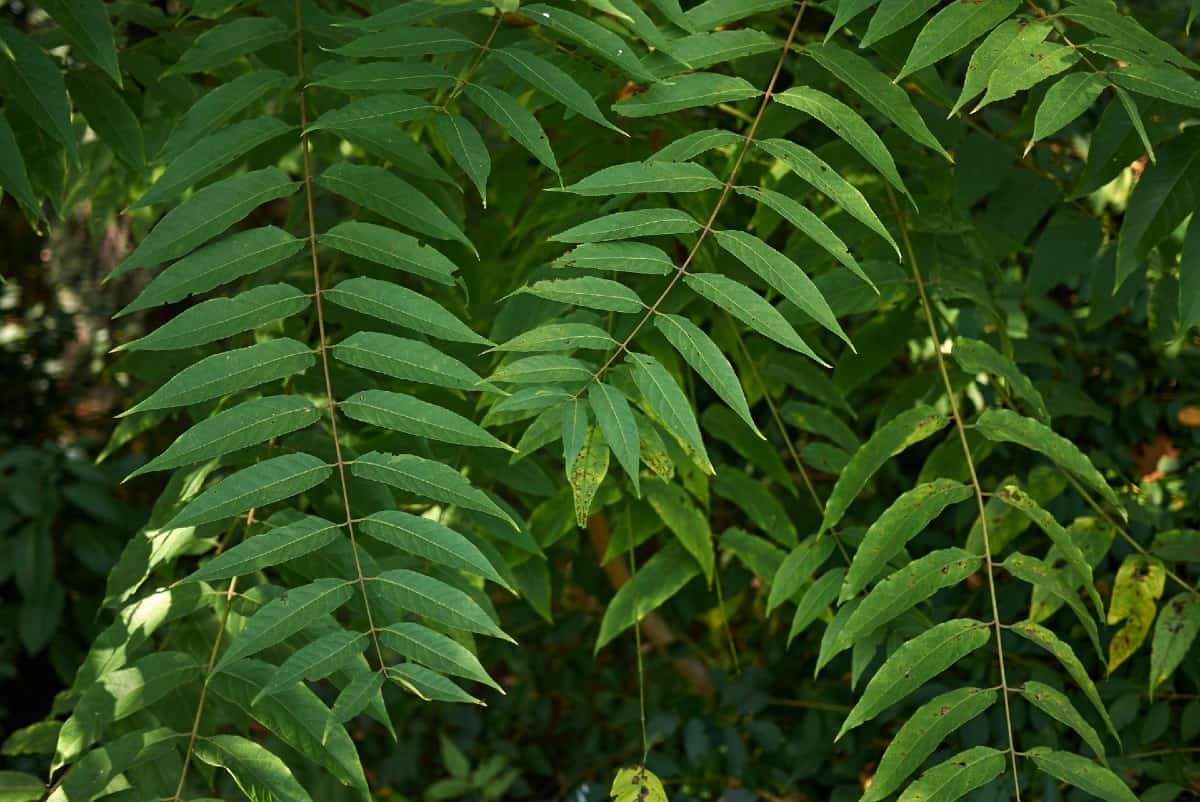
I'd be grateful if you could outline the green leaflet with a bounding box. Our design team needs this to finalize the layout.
[721,528,785,580]
[1109,65,1200,110]
[1029,73,1110,153]
[861,687,998,802]
[352,451,516,527]
[358,510,512,590]
[649,128,743,162]
[779,401,859,452]
[65,71,145,171]
[193,734,312,802]
[117,226,306,316]
[113,168,298,277]
[463,83,559,174]
[331,331,489,392]
[388,663,481,705]
[554,242,674,275]
[975,408,1121,510]
[686,0,788,28]
[340,124,457,185]
[120,338,315,417]
[318,221,457,286]
[520,277,644,312]
[589,383,641,493]
[135,117,293,208]
[826,0,879,40]
[561,160,722,195]
[977,39,1079,112]
[755,138,899,257]
[189,515,342,582]
[861,0,939,49]
[636,414,675,481]
[896,0,1019,81]
[316,162,472,250]
[38,0,121,84]
[837,619,990,738]
[951,337,1049,422]
[209,660,368,795]
[788,568,845,644]
[655,313,760,438]
[683,273,824,363]
[323,276,489,345]
[569,425,609,526]
[306,93,436,133]
[994,485,1104,618]
[436,112,490,204]
[773,87,911,204]
[767,535,835,614]
[523,4,653,80]
[164,453,331,529]
[823,405,949,533]
[662,29,776,69]
[327,672,386,735]
[341,390,510,451]
[1021,681,1107,759]
[1002,553,1103,660]
[159,69,291,160]
[127,396,320,479]
[712,229,849,346]
[895,746,1007,802]
[804,43,950,159]
[629,352,713,474]
[331,26,475,57]
[0,112,38,214]
[644,479,714,583]
[736,187,876,291]
[1026,748,1138,802]
[713,468,797,547]
[1114,129,1200,288]
[118,283,310,352]
[1150,594,1200,697]
[489,355,594,385]
[596,541,699,649]
[255,630,365,699]
[378,622,499,689]
[1151,528,1200,562]
[550,208,701,243]
[831,548,982,661]
[48,728,181,802]
[493,46,623,134]
[216,578,354,671]
[309,62,455,94]
[368,569,513,642]
[54,651,200,771]
[1011,621,1120,745]
[614,72,760,117]
[493,323,616,353]
[0,27,76,163]
[0,770,42,802]
[168,17,290,75]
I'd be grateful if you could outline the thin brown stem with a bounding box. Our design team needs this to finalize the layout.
[886,185,1022,802]
[295,0,387,673]
[570,0,810,400]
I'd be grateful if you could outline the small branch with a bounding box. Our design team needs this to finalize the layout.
[885,185,1022,802]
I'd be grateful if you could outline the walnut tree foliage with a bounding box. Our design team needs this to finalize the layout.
[1,0,1199,801]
